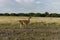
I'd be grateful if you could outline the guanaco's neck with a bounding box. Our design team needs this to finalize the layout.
[28,17,31,21]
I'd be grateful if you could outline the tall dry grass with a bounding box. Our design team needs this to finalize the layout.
[0,16,60,23]
[0,16,59,28]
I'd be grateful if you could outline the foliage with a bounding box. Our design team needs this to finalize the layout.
[0,12,60,17]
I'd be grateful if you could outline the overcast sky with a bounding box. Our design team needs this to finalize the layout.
[0,0,60,13]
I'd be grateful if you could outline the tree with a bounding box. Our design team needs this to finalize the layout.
[50,13,57,17]
[35,13,41,17]
[10,13,16,16]
[4,13,10,16]
[45,12,49,17]
[28,12,35,16]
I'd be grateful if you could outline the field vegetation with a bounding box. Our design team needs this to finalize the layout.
[0,16,60,40]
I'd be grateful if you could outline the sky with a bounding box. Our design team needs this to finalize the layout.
[0,0,60,13]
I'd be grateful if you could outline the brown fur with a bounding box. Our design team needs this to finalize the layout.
[18,17,31,27]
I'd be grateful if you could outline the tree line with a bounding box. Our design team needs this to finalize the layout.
[0,12,60,17]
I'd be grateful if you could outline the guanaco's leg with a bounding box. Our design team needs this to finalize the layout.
[19,21,24,28]
[20,23,22,28]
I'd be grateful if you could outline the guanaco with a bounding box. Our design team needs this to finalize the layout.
[18,16,32,28]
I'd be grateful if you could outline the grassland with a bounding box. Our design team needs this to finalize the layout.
[0,16,60,25]
[0,16,60,40]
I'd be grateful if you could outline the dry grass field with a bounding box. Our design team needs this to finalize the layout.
[0,16,60,23]
[0,16,60,40]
